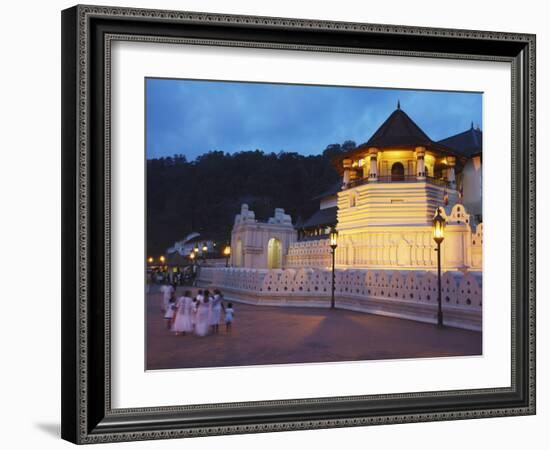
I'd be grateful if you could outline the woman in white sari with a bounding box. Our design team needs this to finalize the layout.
[194,290,211,337]
[209,289,223,334]
[160,283,175,314]
[172,290,194,335]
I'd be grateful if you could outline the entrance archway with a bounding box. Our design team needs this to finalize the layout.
[267,238,282,269]
[234,239,243,267]
[391,162,405,181]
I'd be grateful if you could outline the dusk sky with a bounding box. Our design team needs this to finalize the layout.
[146,78,482,160]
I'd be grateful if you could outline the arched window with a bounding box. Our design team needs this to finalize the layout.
[391,162,405,181]
[267,238,282,269]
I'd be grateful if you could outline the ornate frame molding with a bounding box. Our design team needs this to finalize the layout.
[61,5,536,444]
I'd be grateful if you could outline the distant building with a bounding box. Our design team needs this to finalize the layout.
[166,232,217,262]
[438,122,483,221]
[295,182,339,240]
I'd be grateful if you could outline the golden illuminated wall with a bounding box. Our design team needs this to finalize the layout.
[337,181,457,227]
[377,149,416,177]
[335,182,479,271]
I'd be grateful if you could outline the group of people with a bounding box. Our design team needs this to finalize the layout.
[149,267,195,286]
[160,285,234,336]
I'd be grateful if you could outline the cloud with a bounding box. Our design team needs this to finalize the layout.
[146,79,482,159]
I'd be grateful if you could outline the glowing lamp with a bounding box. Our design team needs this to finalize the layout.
[432,208,446,244]
[223,245,231,257]
[330,227,338,249]
[159,255,165,263]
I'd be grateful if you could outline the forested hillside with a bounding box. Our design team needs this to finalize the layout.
[146,141,356,256]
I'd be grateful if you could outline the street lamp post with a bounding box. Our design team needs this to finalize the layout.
[202,243,208,263]
[223,244,231,267]
[329,227,338,309]
[432,207,446,328]
[189,252,196,285]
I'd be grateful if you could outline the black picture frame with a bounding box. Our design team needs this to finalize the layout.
[61,4,536,444]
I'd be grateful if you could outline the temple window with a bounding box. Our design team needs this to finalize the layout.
[349,192,357,207]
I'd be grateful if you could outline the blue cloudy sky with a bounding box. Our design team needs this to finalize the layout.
[146,78,482,160]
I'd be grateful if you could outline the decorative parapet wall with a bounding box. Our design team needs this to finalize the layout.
[286,238,331,268]
[198,267,482,331]
[334,203,482,271]
[471,223,483,269]
[284,204,483,271]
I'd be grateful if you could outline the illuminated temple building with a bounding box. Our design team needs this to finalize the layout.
[201,104,483,330]
[231,103,482,272]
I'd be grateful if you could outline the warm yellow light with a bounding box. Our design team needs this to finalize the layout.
[223,245,231,256]
[193,246,199,253]
[189,252,195,260]
[159,255,165,263]
[433,208,446,244]
[147,257,154,264]
[202,244,208,252]
[330,227,338,248]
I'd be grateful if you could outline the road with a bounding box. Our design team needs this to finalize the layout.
[146,286,482,370]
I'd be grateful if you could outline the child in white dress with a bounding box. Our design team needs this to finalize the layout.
[172,290,194,335]
[163,289,176,329]
[224,302,234,333]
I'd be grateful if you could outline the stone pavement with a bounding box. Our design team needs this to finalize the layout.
[146,287,482,370]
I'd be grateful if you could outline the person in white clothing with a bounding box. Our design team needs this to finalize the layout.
[160,283,175,315]
[194,290,210,337]
[224,302,234,333]
[209,289,223,334]
[163,288,176,329]
[171,290,194,335]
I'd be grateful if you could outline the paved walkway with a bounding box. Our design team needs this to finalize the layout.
[146,287,482,370]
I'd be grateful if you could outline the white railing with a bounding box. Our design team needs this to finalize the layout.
[198,267,482,331]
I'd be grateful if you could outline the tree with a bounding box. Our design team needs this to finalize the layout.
[146,142,349,256]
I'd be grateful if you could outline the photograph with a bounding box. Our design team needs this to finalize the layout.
[145,79,484,370]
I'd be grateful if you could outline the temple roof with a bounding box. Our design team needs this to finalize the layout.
[311,181,342,200]
[301,206,337,229]
[364,105,435,148]
[333,105,460,171]
[437,124,482,157]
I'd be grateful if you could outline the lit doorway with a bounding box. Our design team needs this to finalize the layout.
[267,238,282,269]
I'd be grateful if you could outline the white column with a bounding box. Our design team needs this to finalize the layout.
[415,146,426,180]
[447,156,456,187]
[342,158,352,188]
[362,158,370,179]
[368,148,378,181]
